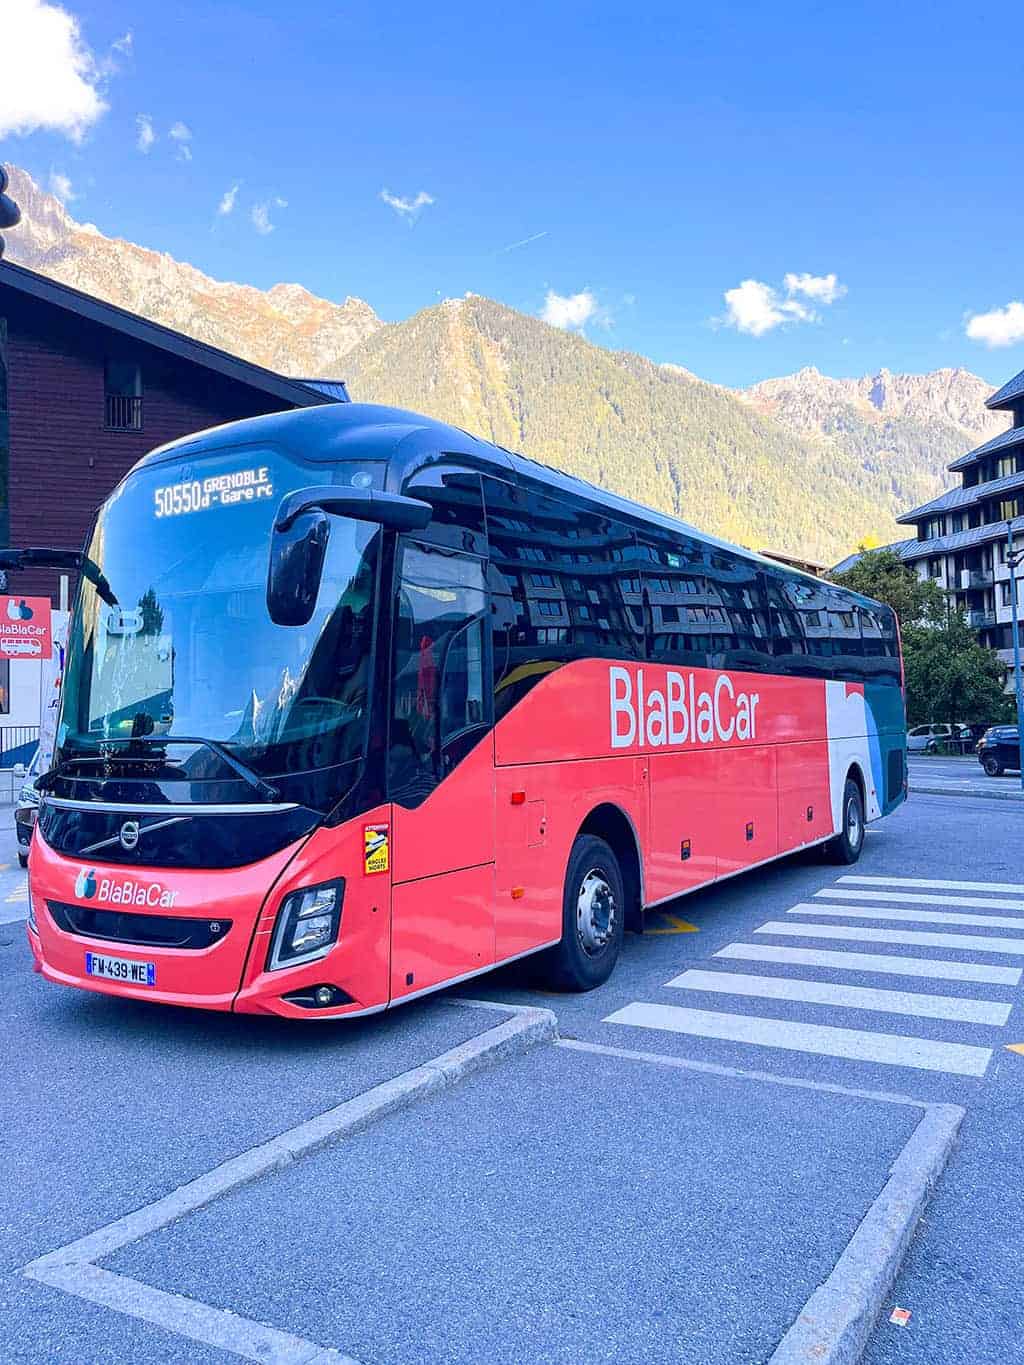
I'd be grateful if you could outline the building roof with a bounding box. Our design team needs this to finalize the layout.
[898,466,1024,524]
[295,379,351,403]
[986,367,1024,412]
[900,520,1014,563]
[0,259,334,410]
[831,541,915,575]
[948,422,1024,473]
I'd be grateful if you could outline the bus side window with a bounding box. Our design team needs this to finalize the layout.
[403,466,486,554]
[640,529,711,668]
[707,555,773,673]
[389,542,488,805]
[828,589,865,683]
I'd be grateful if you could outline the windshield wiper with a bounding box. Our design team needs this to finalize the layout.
[43,736,281,802]
[0,547,118,607]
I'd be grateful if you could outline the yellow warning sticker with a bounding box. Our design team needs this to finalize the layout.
[364,824,389,875]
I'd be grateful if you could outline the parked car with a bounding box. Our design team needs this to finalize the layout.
[906,723,972,754]
[13,747,41,868]
[977,726,1021,777]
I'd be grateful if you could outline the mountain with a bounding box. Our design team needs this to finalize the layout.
[1,166,382,373]
[1,165,1001,562]
[340,296,970,562]
[742,366,1006,506]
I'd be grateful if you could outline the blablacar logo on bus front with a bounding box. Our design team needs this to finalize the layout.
[74,868,97,900]
[73,867,177,908]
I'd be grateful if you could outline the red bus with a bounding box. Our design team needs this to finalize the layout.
[19,402,906,1016]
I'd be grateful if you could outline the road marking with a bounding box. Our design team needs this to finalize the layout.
[757,920,1024,956]
[1005,1044,1024,1056]
[819,888,1024,912]
[665,968,1011,1026]
[716,942,1022,986]
[5,883,27,903]
[840,875,1024,895]
[647,913,700,935]
[602,1002,992,1076]
[791,902,1024,931]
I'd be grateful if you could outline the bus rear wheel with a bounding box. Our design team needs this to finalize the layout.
[825,777,865,865]
[543,834,624,991]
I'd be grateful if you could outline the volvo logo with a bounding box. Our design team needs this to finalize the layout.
[119,821,141,851]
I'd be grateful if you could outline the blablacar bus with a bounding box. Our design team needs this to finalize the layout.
[15,402,907,1017]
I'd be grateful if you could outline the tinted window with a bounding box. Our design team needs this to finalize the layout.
[828,588,865,681]
[485,479,643,718]
[389,543,487,804]
[641,529,712,667]
[859,604,901,685]
[706,554,773,672]
[403,466,486,553]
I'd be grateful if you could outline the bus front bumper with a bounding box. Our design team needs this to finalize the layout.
[26,820,391,1019]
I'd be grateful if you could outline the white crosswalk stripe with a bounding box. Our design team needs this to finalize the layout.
[755,920,1024,955]
[817,888,1024,912]
[789,901,1024,931]
[603,1002,993,1076]
[840,875,1024,895]
[666,968,1011,1025]
[603,871,1024,1080]
[715,942,1022,986]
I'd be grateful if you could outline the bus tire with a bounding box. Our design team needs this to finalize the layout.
[825,776,865,865]
[543,834,625,991]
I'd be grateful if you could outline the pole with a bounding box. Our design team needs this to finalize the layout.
[1008,521,1024,792]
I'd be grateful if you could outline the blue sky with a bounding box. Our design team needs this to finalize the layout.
[4,0,1024,388]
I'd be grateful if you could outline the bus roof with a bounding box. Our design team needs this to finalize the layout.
[133,400,858,600]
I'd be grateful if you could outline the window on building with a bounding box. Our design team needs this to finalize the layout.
[999,498,1022,521]
[997,454,1017,479]
[928,559,943,578]
[104,359,143,431]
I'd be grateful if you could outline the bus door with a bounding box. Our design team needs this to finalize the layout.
[387,537,495,1001]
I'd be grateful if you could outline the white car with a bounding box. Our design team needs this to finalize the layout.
[906,723,970,754]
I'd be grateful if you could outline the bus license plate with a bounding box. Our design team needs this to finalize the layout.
[85,952,156,987]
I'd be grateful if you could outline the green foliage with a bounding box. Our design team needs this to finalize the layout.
[902,612,1013,727]
[830,547,945,627]
[341,297,950,564]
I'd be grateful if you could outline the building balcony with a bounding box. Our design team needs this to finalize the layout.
[969,609,996,629]
[960,568,992,590]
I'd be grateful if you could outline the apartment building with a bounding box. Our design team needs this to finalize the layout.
[896,363,1024,690]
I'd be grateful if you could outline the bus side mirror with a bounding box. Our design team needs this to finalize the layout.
[267,510,330,627]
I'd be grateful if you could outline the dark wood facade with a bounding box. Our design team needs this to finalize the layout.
[0,264,328,602]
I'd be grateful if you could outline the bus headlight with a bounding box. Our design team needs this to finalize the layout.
[267,880,345,971]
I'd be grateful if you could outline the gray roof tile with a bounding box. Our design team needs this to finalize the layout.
[986,368,1024,411]
[898,466,1024,523]
[949,422,1024,472]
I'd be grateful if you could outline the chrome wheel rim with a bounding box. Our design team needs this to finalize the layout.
[846,795,863,849]
[577,868,616,956]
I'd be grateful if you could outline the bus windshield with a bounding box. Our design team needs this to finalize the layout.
[57,448,381,781]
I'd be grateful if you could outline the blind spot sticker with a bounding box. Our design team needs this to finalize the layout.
[364,824,389,875]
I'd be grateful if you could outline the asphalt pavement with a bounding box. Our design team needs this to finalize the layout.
[909,754,1024,801]
[3,788,1024,1363]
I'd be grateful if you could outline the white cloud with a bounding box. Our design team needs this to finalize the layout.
[48,170,75,202]
[380,188,434,224]
[965,301,1024,349]
[498,230,548,255]
[135,113,155,153]
[783,271,847,304]
[111,31,132,56]
[217,183,239,216]
[721,271,846,336]
[169,120,192,162]
[541,288,603,331]
[1,0,108,141]
[252,196,287,235]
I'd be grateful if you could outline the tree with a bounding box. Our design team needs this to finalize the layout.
[832,546,1015,726]
[830,546,944,628]
[901,612,1013,727]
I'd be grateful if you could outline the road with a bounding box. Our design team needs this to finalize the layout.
[909,753,1024,800]
[3,790,1024,1363]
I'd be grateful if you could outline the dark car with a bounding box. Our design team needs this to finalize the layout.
[977,726,1021,777]
[13,748,41,867]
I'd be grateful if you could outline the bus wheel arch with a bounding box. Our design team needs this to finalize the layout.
[826,764,866,864]
[576,803,643,934]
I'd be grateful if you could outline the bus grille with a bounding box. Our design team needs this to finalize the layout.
[47,901,232,949]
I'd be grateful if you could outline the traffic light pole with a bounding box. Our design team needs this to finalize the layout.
[1007,521,1024,792]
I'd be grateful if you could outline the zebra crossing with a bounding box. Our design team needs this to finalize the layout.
[605,872,1024,1079]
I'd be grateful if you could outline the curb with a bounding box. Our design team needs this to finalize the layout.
[769,1102,964,1365]
[25,1001,558,1278]
[913,783,1024,803]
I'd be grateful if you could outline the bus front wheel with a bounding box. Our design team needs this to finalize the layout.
[825,777,865,865]
[543,834,625,991]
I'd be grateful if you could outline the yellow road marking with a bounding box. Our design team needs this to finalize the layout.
[1004,1044,1024,1055]
[647,913,699,935]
